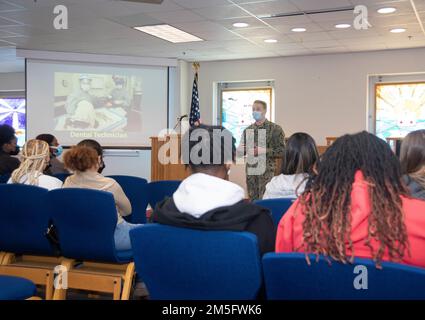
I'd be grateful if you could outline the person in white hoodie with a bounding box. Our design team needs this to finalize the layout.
[263,132,319,199]
[151,124,275,256]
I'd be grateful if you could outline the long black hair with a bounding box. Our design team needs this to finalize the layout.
[282,132,319,175]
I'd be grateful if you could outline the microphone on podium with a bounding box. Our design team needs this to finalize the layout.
[173,114,188,131]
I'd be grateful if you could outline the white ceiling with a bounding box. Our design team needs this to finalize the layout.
[0,0,425,72]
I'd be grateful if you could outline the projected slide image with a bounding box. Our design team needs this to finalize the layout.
[376,82,425,139]
[54,73,143,133]
[0,98,26,146]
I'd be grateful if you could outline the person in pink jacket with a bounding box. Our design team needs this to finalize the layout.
[276,131,425,268]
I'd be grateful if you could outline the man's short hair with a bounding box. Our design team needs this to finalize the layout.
[253,100,267,110]
[182,124,236,170]
[0,124,16,147]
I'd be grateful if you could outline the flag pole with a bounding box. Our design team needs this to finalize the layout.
[192,62,200,74]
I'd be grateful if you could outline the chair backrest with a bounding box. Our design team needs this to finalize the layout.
[147,180,181,209]
[0,173,11,184]
[263,253,425,300]
[53,173,71,183]
[254,198,295,225]
[0,184,54,256]
[107,175,149,224]
[47,188,124,263]
[130,224,262,300]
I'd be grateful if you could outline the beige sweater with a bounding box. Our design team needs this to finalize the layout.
[63,171,132,224]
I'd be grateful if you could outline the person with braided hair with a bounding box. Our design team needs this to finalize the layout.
[276,131,425,268]
[8,139,62,190]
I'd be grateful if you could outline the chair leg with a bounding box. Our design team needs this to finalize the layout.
[52,258,73,300]
[120,262,135,300]
[112,278,122,300]
[45,271,54,300]
[0,252,4,265]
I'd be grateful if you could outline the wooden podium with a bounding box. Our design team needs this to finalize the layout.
[150,134,190,181]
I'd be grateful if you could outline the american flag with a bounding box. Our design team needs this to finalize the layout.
[189,72,200,126]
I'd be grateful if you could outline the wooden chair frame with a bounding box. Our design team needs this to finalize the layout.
[0,253,63,300]
[53,259,135,300]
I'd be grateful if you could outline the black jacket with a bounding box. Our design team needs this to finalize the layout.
[151,198,276,256]
[0,150,20,176]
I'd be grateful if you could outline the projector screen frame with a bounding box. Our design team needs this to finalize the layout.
[25,56,173,150]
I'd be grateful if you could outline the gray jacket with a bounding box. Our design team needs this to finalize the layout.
[403,175,425,201]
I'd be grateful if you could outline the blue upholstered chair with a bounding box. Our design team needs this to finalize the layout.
[0,184,56,299]
[130,224,263,300]
[147,180,181,209]
[47,188,135,300]
[254,198,295,225]
[0,275,37,300]
[107,175,149,224]
[0,184,54,256]
[262,253,425,300]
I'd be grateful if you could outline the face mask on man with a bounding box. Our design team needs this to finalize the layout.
[51,145,63,157]
[98,158,106,174]
[252,111,264,122]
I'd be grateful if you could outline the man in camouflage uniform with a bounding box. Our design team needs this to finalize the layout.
[239,100,285,200]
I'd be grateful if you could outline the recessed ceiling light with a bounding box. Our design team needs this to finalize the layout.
[133,24,203,43]
[378,7,397,14]
[264,39,278,43]
[335,23,351,29]
[233,22,249,28]
[390,28,406,33]
[291,27,306,32]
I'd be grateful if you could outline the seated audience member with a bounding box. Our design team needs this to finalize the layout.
[0,124,20,176]
[263,132,319,199]
[400,130,425,201]
[77,139,106,173]
[36,133,68,175]
[62,146,137,250]
[151,125,275,255]
[276,131,425,268]
[8,139,62,190]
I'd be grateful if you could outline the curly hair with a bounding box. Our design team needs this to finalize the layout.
[300,131,409,267]
[63,146,99,172]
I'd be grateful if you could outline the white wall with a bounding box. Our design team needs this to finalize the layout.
[192,48,425,145]
[0,72,25,92]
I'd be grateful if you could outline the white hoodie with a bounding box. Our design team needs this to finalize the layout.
[262,173,308,199]
[173,173,245,218]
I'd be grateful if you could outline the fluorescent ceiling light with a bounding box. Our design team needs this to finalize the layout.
[133,24,203,43]
[233,22,249,28]
[390,28,406,33]
[377,7,397,14]
[264,39,278,43]
[335,23,351,29]
[291,27,306,32]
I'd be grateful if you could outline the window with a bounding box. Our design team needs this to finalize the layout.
[375,82,425,139]
[0,92,26,147]
[368,75,425,140]
[218,81,274,145]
